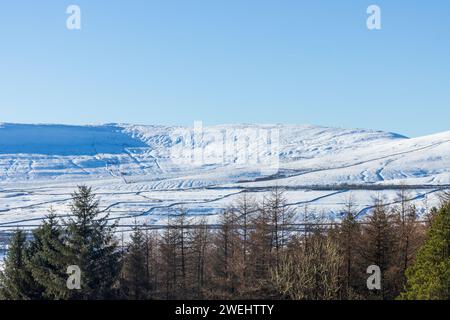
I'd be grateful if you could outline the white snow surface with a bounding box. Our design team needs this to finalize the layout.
[0,123,449,233]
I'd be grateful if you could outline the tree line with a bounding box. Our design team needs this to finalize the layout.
[0,186,448,300]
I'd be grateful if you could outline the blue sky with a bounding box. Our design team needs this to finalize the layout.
[0,1,449,137]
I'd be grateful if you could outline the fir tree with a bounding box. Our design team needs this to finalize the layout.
[265,188,296,270]
[391,189,425,295]
[335,195,363,299]
[190,218,209,299]
[63,185,121,299]
[232,192,256,288]
[359,198,398,300]
[0,230,38,299]
[159,212,179,299]
[399,202,450,300]
[248,201,273,297]
[25,213,69,299]
[121,224,150,299]
[210,209,239,299]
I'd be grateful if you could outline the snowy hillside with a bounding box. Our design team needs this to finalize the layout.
[0,123,412,183]
[0,123,449,232]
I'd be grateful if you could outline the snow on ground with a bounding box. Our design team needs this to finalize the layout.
[0,123,449,236]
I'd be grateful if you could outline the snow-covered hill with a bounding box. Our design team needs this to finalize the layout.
[0,124,418,187]
[0,123,449,186]
[0,123,449,232]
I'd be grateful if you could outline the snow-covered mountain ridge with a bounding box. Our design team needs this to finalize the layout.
[0,122,449,187]
[0,123,449,232]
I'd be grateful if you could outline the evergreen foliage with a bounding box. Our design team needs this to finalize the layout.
[62,186,121,299]
[399,202,450,300]
[24,213,68,299]
[0,230,38,299]
[121,224,150,299]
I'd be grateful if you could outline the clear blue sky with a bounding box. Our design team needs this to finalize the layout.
[0,1,449,137]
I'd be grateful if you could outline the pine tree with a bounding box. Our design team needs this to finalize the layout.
[232,193,256,285]
[121,224,150,299]
[190,218,209,299]
[247,200,275,298]
[391,189,425,295]
[25,213,69,299]
[174,208,190,298]
[359,198,398,300]
[335,195,363,299]
[264,188,296,270]
[144,229,159,297]
[158,208,192,299]
[0,230,38,299]
[62,185,121,299]
[210,209,239,299]
[399,202,450,300]
[159,211,180,299]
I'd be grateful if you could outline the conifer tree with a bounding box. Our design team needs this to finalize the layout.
[247,201,275,298]
[0,230,38,300]
[144,229,159,297]
[121,224,150,299]
[159,208,192,299]
[265,188,296,270]
[391,189,425,295]
[399,202,450,300]
[62,185,121,299]
[232,193,256,285]
[190,218,210,299]
[335,195,363,299]
[210,209,239,299]
[174,208,190,298]
[159,212,179,299]
[25,213,69,299]
[359,198,398,300]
